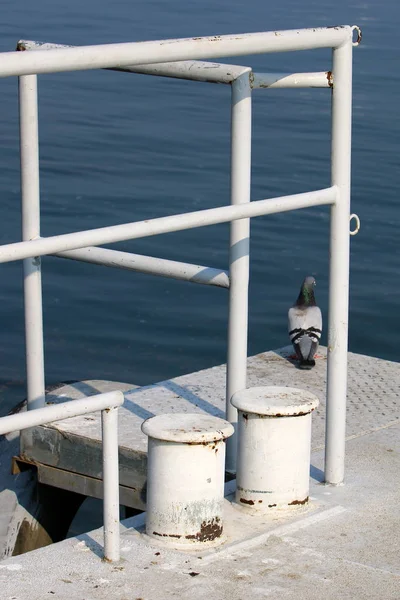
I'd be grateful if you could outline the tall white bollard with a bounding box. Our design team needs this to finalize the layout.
[142,413,234,546]
[231,387,319,510]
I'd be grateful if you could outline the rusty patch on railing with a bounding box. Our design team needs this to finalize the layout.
[326,71,333,88]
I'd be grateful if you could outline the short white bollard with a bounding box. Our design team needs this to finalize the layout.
[141,413,234,546]
[231,386,319,510]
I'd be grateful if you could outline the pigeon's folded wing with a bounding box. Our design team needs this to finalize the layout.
[288,306,322,343]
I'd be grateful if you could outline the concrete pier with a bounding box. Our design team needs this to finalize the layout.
[16,346,400,511]
[1,414,399,599]
[1,345,399,598]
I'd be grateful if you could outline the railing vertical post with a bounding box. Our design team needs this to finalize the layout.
[325,37,353,485]
[19,74,45,410]
[226,70,252,472]
[102,406,120,562]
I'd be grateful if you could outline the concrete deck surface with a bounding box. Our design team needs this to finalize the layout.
[1,416,399,599]
[18,346,400,513]
[28,346,400,454]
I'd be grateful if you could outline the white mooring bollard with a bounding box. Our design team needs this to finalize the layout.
[141,413,234,546]
[231,386,319,510]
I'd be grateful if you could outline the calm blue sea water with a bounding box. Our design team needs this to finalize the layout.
[0,1,399,415]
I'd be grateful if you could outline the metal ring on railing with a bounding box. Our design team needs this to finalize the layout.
[349,213,360,236]
[351,25,362,47]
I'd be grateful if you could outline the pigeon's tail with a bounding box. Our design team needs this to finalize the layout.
[298,358,316,370]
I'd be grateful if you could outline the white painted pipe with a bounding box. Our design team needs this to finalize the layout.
[102,406,120,562]
[141,413,234,546]
[0,391,123,562]
[19,74,46,410]
[252,71,332,89]
[231,387,319,510]
[0,187,337,264]
[225,72,252,473]
[56,246,229,288]
[17,40,249,84]
[18,41,333,90]
[325,38,353,485]
[0,27,352,78]
[0,391,124,435]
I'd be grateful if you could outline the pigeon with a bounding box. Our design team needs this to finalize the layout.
[288,276,322,370]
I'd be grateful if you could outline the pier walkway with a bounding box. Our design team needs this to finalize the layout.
[18,346,400,505]
[0,347,399,599]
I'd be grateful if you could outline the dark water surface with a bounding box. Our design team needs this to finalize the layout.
[0,1,399,415]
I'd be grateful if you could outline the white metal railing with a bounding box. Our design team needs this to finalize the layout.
[2,28,352,77]
[0,26,360,486]
[0,187,337,262]
[0,391,124,561]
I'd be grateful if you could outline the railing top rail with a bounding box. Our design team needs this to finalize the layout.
[17,40,250,84]
[0,391,124,436]
[0,391,123,562]
[0,26,352,78]
[16,40,332,88]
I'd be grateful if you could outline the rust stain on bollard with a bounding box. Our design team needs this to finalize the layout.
[239,497,255,505]
[152,531,182,539]
[185,517,223,542]
[288,496,309,506]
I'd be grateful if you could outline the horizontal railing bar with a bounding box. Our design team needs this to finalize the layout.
[0,187,338,264]
[252,71,332,88]
[17,40,249,84]
[17,41,333,89]
[55,247,230,288]
[0,390,124,562]
[0,27,352,78]
[0,391,124,435]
